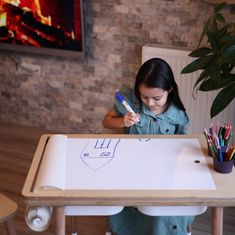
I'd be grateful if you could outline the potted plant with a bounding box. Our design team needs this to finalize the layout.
[181,2,235,118]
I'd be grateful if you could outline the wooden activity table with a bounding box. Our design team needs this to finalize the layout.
[22,134,235,235]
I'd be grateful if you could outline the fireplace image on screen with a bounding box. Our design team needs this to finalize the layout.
[0,0,84,57]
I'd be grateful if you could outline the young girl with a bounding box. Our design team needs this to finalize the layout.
[102,58,193,235]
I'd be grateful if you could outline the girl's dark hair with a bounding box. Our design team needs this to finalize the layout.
[134,58,186,111]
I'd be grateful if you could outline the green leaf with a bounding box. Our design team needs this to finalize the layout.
[215,2,226,13]
[207,30,218,50]
[197,17,212,48]
[219,24,230,37]
[199,65,220,90]
[193,70,209,89]
[221,34,235,44]
[218,45,235,64]
[192,70,210,98]
[181,55,214,74]
[221,63,234,73]
[215,13,225,23]
[210,18,218,34]
[200,74,235,91]
[210,82,235,118]
[188,47,212,57]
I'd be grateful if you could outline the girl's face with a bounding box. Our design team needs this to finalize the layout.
[139,84,170,115]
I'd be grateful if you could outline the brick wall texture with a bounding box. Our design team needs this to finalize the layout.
[0,0,234,133]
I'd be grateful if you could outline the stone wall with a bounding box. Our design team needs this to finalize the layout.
[0,0,234,133]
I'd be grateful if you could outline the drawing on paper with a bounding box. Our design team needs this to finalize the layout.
[138,138,150,142]
[80,139,121,170]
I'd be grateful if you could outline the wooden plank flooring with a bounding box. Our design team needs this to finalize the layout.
[0,121,234,235]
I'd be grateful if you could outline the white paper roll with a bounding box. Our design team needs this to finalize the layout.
[25,206,52,232]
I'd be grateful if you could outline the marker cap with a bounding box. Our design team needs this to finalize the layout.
[115,92,124,103]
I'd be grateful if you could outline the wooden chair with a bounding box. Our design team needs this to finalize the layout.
[0,193,17,235]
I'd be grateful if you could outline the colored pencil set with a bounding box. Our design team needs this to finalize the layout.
[203,123,234,162]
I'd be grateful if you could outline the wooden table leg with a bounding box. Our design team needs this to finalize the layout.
[71,216,78,235]
[212,207,223,235]
[54,207,65,235]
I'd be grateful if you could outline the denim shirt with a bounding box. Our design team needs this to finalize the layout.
[114,87,189,135]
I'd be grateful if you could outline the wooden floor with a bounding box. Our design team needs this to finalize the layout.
[0,121,234,235]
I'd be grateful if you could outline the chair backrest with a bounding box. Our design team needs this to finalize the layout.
[0,193,17,222]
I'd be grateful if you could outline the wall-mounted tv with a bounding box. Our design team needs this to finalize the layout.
[0,0,84,58]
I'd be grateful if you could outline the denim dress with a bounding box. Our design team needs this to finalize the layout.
[110,87,194,235]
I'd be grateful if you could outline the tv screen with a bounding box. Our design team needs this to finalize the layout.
[0,0,84,58]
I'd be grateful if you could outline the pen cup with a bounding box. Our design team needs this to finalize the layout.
[213,158,234,174]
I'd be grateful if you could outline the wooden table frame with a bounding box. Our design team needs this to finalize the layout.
[22,134,235,235]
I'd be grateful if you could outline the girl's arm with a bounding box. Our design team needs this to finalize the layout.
[102,109,139,129]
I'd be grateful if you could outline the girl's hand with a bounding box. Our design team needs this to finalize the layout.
[123,112,140,127]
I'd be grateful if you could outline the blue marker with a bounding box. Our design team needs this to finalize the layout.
[115,92,135,113]
[115,92,140,122]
